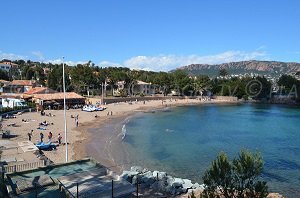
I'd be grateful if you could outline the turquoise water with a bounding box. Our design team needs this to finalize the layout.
[123,104,300,197]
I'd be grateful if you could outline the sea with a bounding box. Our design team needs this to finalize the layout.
[87,103,300,197]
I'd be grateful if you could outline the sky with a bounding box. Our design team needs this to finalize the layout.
[1,0,300,71]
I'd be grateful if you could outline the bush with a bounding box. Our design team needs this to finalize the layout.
[202,150,268,198]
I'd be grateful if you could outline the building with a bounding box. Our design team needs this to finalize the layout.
[2,80,39,93]
[113,81,126,96]
[24,87,57,95]
[0,80,10,93]
[0,63,11,73]
[132,80,154,95]
[33,92,86,108]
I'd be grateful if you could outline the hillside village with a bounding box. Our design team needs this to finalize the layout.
[1,59,300,111]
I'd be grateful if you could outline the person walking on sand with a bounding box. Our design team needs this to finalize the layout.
[58,133,62,144]
[110,111,113,116]
[76,118,79,127]
[40,132,44,142]
[27,131,32,141]
[48,131,53,142]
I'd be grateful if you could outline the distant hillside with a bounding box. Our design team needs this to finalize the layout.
[175,60,300,77]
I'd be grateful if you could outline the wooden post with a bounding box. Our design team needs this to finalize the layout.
[77,182,79,198]
[136,177,139,198]
[35,183,37,198]
[156,172,159,194]
[111,180,114,198]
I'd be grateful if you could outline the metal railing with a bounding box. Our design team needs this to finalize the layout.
[3,160,45,173]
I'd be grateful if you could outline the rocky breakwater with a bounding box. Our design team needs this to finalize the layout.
[120,166,204,196]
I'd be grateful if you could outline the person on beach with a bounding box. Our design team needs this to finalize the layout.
[75,118,79,127]
[40,132,44,142]
[27,131,32,141]
[58,133,62,144]
[107,112,109,116]
[110,111,113,116]
[48,131,53,141]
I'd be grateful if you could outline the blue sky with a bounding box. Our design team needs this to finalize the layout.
[1,0,300,71]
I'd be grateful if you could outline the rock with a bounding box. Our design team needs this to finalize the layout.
[130,166,143,173]
[153,171,167,180]
[141,171,156,185]
[182,179,193,192]
[171,178,184,188]
[120,170,139,183]
[267,193,285,198]
[166,175,174,184]
[131,174,142,185]
[192,182,200,189]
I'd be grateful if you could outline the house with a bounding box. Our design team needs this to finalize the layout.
[0,63,11,73]
[113,81,126,96]
[33,92,86,108]
[3,80,39,93]
[24,87,57,95]
[0,80,10,93]
[132,80,154,95]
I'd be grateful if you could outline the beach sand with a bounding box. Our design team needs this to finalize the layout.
[0,98,237,166]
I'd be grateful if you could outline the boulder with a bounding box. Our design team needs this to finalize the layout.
[153,171,167,180]
[192,182,200,189]
[130,166,143,173]
[132,174,143,185]
[170,178,184,188]
[182,179,193,192]
[120,170,139,182]
[141,171,156,185]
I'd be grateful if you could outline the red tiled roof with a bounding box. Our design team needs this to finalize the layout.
[24,87,57,95]
[11,80,37,86]
[33,92,85,100]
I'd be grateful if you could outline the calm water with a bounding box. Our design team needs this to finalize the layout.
[122,104,300,197]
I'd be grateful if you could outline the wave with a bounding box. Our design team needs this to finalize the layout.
[121,124,127,140]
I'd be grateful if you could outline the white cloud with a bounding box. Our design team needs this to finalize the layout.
[0,49,269,71]
[98,60,123,67]
[31,51,45,61]
[0,50,27,60]
[44,59,89,66]
[122,50,268,71]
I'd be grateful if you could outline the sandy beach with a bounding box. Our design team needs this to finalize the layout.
[0,98,238,167]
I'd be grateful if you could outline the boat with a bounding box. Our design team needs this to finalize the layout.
[95,106,104,111]
[36,141,55,150]
[82,105,95,112]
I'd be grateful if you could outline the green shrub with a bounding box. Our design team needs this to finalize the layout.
[202,150,268,198]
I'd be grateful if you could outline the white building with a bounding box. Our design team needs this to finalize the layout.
[0,63,11,73]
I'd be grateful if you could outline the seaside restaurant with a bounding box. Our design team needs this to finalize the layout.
[32,92,86,109]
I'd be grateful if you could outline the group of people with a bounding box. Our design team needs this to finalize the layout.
[28,130,62,144]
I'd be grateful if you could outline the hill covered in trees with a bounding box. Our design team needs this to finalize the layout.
[176,60,300,77]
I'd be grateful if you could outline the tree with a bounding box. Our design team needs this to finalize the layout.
[0,70,9,80]
[202,150,268,198]
[219,68,229,77]
[277,75,300,97]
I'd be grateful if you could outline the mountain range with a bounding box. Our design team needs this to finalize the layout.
[175,60,300,77]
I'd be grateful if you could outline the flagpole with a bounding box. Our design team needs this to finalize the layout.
[62,56,68,162]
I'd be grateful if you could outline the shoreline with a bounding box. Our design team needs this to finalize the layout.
[72,98,241,174]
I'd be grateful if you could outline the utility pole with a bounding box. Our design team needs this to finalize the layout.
[62,56,68,162]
